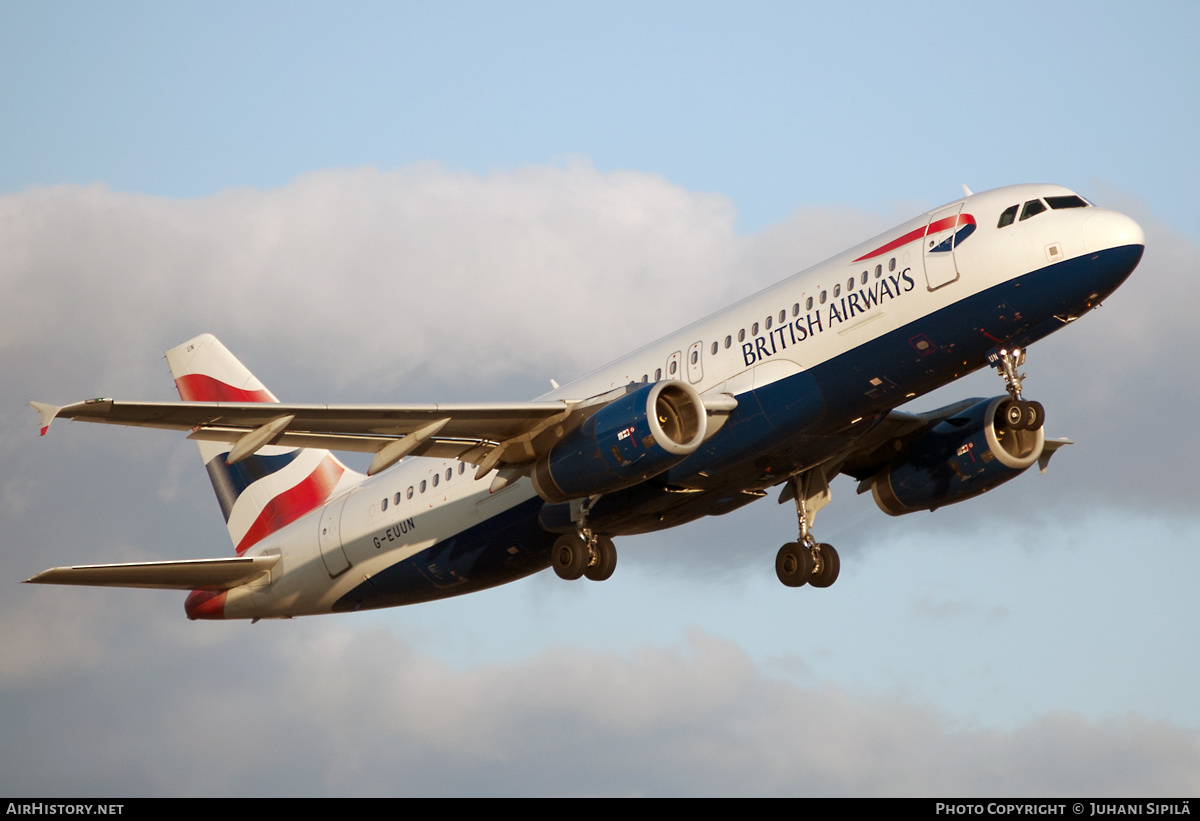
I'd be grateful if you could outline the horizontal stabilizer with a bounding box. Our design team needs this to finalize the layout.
[25,554,280,591]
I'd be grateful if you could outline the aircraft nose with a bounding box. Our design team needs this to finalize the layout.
[1082,209,1144,253]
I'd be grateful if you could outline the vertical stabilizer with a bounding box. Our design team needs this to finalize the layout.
[166,334,365,555]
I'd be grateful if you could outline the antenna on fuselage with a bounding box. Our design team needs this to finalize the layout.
[962,184,974,196]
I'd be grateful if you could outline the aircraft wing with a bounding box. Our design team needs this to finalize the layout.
[25,555,281,591]
[31,389,738,478]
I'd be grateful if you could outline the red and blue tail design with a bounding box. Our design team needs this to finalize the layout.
[167,334,364,556]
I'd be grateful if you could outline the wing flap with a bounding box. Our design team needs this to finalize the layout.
[24,555,281,591]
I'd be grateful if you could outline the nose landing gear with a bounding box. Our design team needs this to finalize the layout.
[990,347,1046,432]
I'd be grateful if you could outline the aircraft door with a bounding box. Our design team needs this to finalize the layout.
[317,493,351,577]
[686,341,704,383]
[922,204,964,290]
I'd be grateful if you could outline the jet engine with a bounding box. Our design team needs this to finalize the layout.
[531,380,707,504]
[867,396,1045,516]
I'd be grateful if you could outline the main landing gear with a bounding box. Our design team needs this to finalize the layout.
[551,498,617,582]
[775,471,840,589]
[991,347,1046,432]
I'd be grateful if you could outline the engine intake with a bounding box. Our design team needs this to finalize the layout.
[869,396,1045,516]
[531,380,707,504]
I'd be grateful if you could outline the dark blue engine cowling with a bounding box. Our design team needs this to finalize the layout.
[531,380,708,504]
[869,396,1045,516]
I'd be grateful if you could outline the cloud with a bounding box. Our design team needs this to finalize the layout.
[0,161,907,399]
[3,624,1196,796]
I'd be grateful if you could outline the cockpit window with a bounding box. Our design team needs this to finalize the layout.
[1019,199,1047,221]
[997,205,1018,228]
[1045,195,1089,210]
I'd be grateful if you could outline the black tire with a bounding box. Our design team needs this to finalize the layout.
[552,534,588,581]
[1000,399,1025,430]
[809,543,840,588]
[1023,400,1045,431]
[584,536,617,582]
[775,542,811,588]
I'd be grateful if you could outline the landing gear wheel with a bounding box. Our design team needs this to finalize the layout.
[776,542,812,588]
[584,536,617,582]
[1000,399,1025,430]
[552,534,588,581]
[1022,400,1045,431]
[808,543,840,588]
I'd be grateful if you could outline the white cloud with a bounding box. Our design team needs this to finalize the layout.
[3,622,1196,796]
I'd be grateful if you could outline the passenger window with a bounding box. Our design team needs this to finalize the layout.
[997,205,1018,228]
[875,264,882,278]
[459,462,465,474]
[420,480,427,493]
[765,315,772,331]
[806,296,814,311]
[669,361,677,375]
[381,498,388,512]
[407,486,414,499]
[738,329,745,342]
[432,473,439,487]
[690,350,698,364]
[846,277,854,291]
[710,341,717,355]
[860,271,868,285]
[820,291,827,304]
[655,368,662,380]
[724,335,731,348]
[889,257,896,272]
[778,309,786,323]
[792,303,799,316]
[446,468,452,481]
[394,492,401,505]
[834,284,841,298]
[1020,199,1047,221]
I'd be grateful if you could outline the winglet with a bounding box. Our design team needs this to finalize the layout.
[29,401,61,436]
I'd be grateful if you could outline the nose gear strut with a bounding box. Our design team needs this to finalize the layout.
[988,346,1046,432]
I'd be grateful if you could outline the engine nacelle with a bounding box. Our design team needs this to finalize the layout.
[868,396,1045,516]
[531,380,707,504]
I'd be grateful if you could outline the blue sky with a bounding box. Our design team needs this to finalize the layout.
[2,0,1198,796]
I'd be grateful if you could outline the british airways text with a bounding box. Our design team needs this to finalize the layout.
[742,268,916,366]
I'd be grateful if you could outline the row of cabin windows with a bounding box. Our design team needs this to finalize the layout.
[997,194,1089,228]
[641,256,899,379]
[380,461,468,511]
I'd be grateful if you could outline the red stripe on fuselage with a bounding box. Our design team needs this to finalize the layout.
[175,373,275,403]
[853,213,976,262]
[234,456,345,555]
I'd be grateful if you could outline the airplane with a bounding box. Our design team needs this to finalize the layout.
[26,183,1145,620]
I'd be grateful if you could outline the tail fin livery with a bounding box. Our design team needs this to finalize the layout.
[166,334,364,555]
